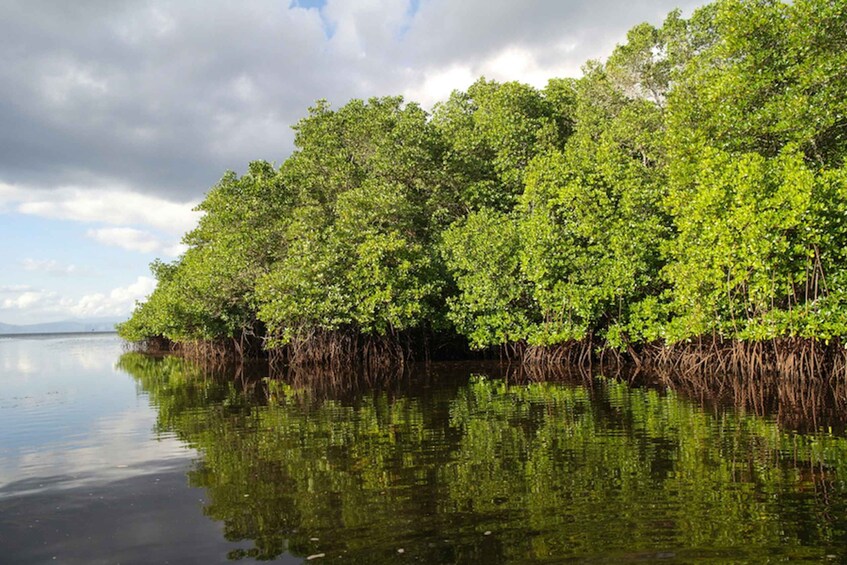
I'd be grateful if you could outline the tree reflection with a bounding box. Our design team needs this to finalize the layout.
[119,353,847,563]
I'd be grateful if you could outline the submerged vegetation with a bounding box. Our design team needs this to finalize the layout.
[120,0,847,376]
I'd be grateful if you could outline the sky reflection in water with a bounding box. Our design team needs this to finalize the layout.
[0,335,259,564]
[0,335,191,493]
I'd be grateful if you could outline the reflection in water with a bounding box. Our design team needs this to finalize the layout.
[119,352,847,563]
[0,335,192,492]
[0,335,259,564]
[653,363,847,434]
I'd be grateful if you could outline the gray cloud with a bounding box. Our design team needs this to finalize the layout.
[405,0,701,65]
[0,0,707,203]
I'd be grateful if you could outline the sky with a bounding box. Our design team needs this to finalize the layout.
[0,0,707,326]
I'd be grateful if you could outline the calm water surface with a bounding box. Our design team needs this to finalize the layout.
[2,334,847,563]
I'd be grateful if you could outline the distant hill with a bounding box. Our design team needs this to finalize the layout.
[0,318,122,335]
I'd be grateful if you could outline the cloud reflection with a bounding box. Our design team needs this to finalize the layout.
[0,335,196,498]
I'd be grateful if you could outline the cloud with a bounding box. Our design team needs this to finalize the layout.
[1,290,47,310]
[0,1,330,200]
[400,44,582,109]
[85,227,186,257]
[0,0,708,204]
[21,258,80,276]
[1,180,196,257]
[0,276,156,321]
[70,276,158,319]
[0,285,32,293]
[0,183,201,234]
[397,0,706,107]
[87,227,165,255]
[162,242,189,257]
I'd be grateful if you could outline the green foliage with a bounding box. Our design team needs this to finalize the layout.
[119,162,290,342]
[255,97,448,344]
[441,209,536,348]
[660,0,847,342]
[432,78,572,212]
[517,55,669,346]
[664,147,847,342]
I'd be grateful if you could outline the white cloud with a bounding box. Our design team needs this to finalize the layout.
[87,227,162,254]
[0,182,19,213]
[0,276,156,321]
[69,276,157,319]
[2,290,48,310]
[404,65,477,110]
[478,43,581,88]
[402,43,584,110]
[0,285,32,293]
[0,182,201,235]
[162,242,189,257]
[21,258,79,276]
[86,227,185,257]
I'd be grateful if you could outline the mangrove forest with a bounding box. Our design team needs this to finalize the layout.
[119,0,847,378]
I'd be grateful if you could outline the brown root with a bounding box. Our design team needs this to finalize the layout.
[641,337,847,431]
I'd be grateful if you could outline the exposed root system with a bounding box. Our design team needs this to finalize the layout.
[640,337,847,430]
[283,328,407,374]
[131,330,847,430]
[498,338,626,378]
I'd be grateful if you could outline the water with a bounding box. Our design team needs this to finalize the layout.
[2,335,847,563]
[0,335,264,563]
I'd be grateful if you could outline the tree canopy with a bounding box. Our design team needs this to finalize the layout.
[119,0,847,357]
